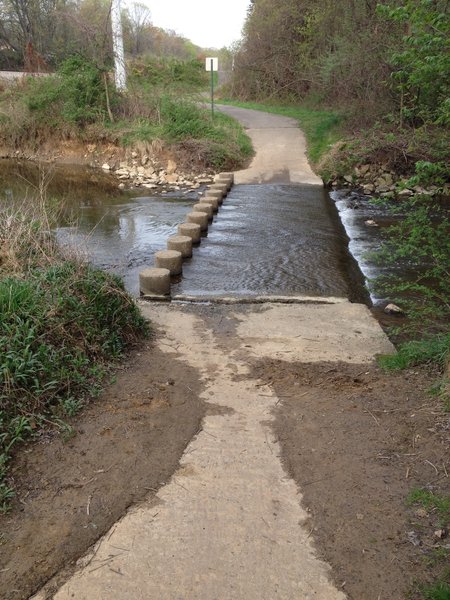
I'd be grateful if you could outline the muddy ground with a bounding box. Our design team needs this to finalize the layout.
[1,333,449,600]
[255,360,450,600]
[0,339,205,600]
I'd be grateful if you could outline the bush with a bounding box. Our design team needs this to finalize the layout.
[0,262,148,511]
[129,56,207,91]
[0,196,148,511]
[26,56,113,126]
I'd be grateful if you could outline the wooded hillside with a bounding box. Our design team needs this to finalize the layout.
[230,0,449,129]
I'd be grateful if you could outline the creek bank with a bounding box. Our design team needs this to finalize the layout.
[328,161,448,200]
[0,139,216,196]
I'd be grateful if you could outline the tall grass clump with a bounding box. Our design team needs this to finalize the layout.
[0,195,148,512]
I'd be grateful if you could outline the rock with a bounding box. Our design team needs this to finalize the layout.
[398,188,413,197]
[359,164,370,175]
[384,303,404,315]
[118,183,125,190]
[118,174,129,180]
[143,183,157,189]
[196,178,212,184]
[434,528,448,540]
[141,155,149,166]
[363,184,375,194]
[376,185,390,193]
[344,175,353,184]
[131,151,138,159]
[119,161,128,169]
[365,220,379,227]
[166,174,178,184]
[167,159,177,174]
[101,163,111,171]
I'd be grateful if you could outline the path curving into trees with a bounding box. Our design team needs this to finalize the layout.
[217,104,323,186]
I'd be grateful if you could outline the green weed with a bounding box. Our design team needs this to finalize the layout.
[407,488,450,526]
[421,581,450,600]
[378,334,450,371]
[0,259,148,510]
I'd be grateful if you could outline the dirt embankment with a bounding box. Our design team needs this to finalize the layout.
[0,138,217,193]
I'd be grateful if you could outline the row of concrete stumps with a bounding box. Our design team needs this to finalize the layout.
[139,172,234,299]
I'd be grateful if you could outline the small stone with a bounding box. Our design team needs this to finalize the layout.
[398,189,413,197]
[415,508,428,518]
[384,303,404,315]
[434,529,448,539]
[344,175,353,184]
[365,220,379,227]
[118,183,125,190]
[167,159,177,174]
[131,151,138,158]
[101,163,110,170]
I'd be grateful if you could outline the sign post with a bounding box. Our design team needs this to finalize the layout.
[205,57,218,118]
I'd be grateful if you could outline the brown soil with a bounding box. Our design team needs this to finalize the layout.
[253,360,450,600]
[0,339,205,600]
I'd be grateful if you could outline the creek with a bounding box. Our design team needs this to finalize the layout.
[0,159,401,309]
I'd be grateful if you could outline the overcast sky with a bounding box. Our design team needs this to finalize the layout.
[136,0,251,49]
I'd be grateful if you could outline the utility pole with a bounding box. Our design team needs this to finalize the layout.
[111,0,127,91]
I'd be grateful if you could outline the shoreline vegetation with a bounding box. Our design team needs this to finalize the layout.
[0,195,149,511]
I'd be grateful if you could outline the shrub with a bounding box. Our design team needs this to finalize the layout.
[0,196,148,511]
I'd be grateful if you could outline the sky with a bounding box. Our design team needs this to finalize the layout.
[136,0,251,49]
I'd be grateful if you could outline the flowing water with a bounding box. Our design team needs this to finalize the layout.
[0,159,397,304]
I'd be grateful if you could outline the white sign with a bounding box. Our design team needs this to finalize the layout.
[205,57,219,72]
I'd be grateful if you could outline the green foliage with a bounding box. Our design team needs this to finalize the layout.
[0,261,148,511]
[378,333,450,371]
[26,56,113,126]
[407,161,448,187]
[421,582,450,600]
[373,198,449,332]
[407,488,450,526]
[129,57,207,92]
[378,1,450,126]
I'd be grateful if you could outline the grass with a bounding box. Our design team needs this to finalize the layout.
[421,582,450,600]
[407,488,450,527]
[218,98,343,165]
[0,196,148,512]
[378,334,450,372]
